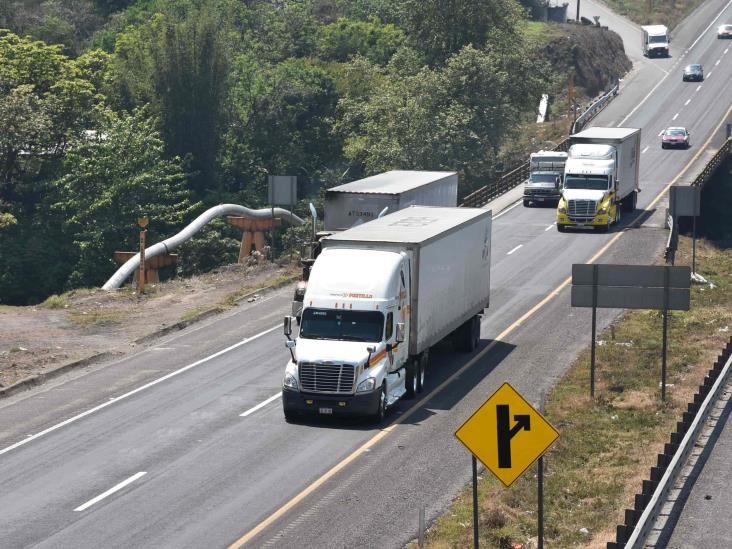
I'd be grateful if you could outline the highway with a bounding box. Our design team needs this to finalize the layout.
[1,0,732,547]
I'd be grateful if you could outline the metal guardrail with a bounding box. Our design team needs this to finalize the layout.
[461,82,620,209]
[691,137,731,187]
[610,338,732,548]
[571,82,620,135]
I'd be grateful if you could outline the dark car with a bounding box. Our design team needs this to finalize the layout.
[661,127,690,149]
[682,64,704,81]
[718,24,732,38]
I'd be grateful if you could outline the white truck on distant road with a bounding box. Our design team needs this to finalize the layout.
[292,171,458,320]
[282,206,491,422]
[557,127,641,232]
[523,150,568,207]
[641,25,670,57]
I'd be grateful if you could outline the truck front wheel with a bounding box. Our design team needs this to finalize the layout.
[417,352,428,393]
[404,359,418,399]
[371,384,387,424]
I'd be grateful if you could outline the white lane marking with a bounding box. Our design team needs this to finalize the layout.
[658,130,664,137]
[715,59,721,66]
[240,393,281,417]
[0,325,281,457]
[545,223,555,231]
[684,99,691,106]
[152,347,175,351]
[493,199,522,219]
[687,0,732,51]
[696,85,702,92]
[672,113,679,121]
[507,244,523,255]
[707,71,712,79]
[725,48,729,54]
[619,0,732,127]
[642,146,650,154]
[74,472,146,512]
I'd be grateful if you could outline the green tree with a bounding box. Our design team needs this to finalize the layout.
[400,0,525,64]
[52,109,198,287]
[111,7,229,196]
[317,17,405,65]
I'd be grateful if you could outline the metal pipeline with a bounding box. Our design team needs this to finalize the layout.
[102,204,305,290]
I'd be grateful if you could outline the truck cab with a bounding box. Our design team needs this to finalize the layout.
[642,25,670,57]
[523,150,567,206]
[283,248,413,422]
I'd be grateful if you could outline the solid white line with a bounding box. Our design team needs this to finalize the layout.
[715,59,721,66]
[493,199,522,219]
[74,472,146,512]
[0,325,281,457]
[642,145,650,154]
[240,393,281,417]
[672,113,679,121]
[696,85,702,92]
[544,223,555,231]
[618,0,732,127]
[684,99,691,106]
[507,244,523,255]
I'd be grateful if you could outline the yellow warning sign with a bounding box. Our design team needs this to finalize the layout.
[455,382,559,487]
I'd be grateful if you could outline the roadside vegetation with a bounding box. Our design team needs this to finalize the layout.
[422,170,732,547]
[0,0,628,305]
[602,0,707,29]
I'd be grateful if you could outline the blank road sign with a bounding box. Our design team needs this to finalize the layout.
[670,186,700,217]
[455,383,559,487]
[571,264,691,311]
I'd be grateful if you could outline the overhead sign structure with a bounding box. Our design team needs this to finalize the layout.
[455,383,559,488]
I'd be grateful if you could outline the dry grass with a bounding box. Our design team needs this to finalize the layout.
[422,234,732,548]
[602,0,706,28]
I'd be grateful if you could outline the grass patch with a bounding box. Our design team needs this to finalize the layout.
[601,0,706,29]
[38,294,68,309]
[422,235,732,548]
[67,309,127,327]
[179,306,226,323]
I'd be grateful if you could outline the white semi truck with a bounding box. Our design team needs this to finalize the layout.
[292,171,458,320]
[641,25,670,57]
[557,127,641,232]
[282,206,491,422]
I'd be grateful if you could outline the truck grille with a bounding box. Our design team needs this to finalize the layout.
[299,363,355,394]
[529,188,558,197]
[568,199,597,220]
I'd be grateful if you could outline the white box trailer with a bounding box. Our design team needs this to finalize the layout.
[282,206,491,420]
[323,171,458,231]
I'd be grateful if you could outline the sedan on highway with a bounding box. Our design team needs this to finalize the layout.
[682,64,704,81]
[718,24,732,38]
[661,127,691,149]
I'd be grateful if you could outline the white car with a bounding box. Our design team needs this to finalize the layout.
[718,24,732,38]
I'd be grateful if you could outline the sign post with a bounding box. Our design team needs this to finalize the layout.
[455,383,559,548]
[572,264,691,401]
[669,186,701,274]
[137,216,148,295]
[267,175,298,260]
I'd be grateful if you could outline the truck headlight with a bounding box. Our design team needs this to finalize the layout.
[356,377,376,393]
[283,372,299,390]
[596,208,607,215]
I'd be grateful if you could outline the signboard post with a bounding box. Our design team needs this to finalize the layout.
[137,216,148,294]
[267,175,297,259]
[572,264,691,400]
[670,186,701,274]
[455,383,559,549]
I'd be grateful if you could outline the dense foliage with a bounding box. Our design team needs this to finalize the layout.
[0,0,565,303]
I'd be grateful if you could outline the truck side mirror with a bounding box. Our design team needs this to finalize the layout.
[395,322,405,343]
[284,316,293,337]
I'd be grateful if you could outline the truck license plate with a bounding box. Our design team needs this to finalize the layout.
[319,407,333,415]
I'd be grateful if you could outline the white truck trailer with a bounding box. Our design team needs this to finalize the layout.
[557,127,641,232]
[292,171,458,320]
[523,150,568,206]
[641,25,670,57]
[324,170,458,231]
[282,206,491,421]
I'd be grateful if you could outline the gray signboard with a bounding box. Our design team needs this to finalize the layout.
[669,185,700,218]
[572,264,690,311]
[267,175,297,206]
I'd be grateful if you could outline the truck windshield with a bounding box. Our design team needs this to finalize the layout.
[649,35,667,43]
[300,308,384,342]
[530,173,559,184]
[564,175,609,191]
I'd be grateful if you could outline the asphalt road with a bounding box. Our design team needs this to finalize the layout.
[1,1,732,547]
